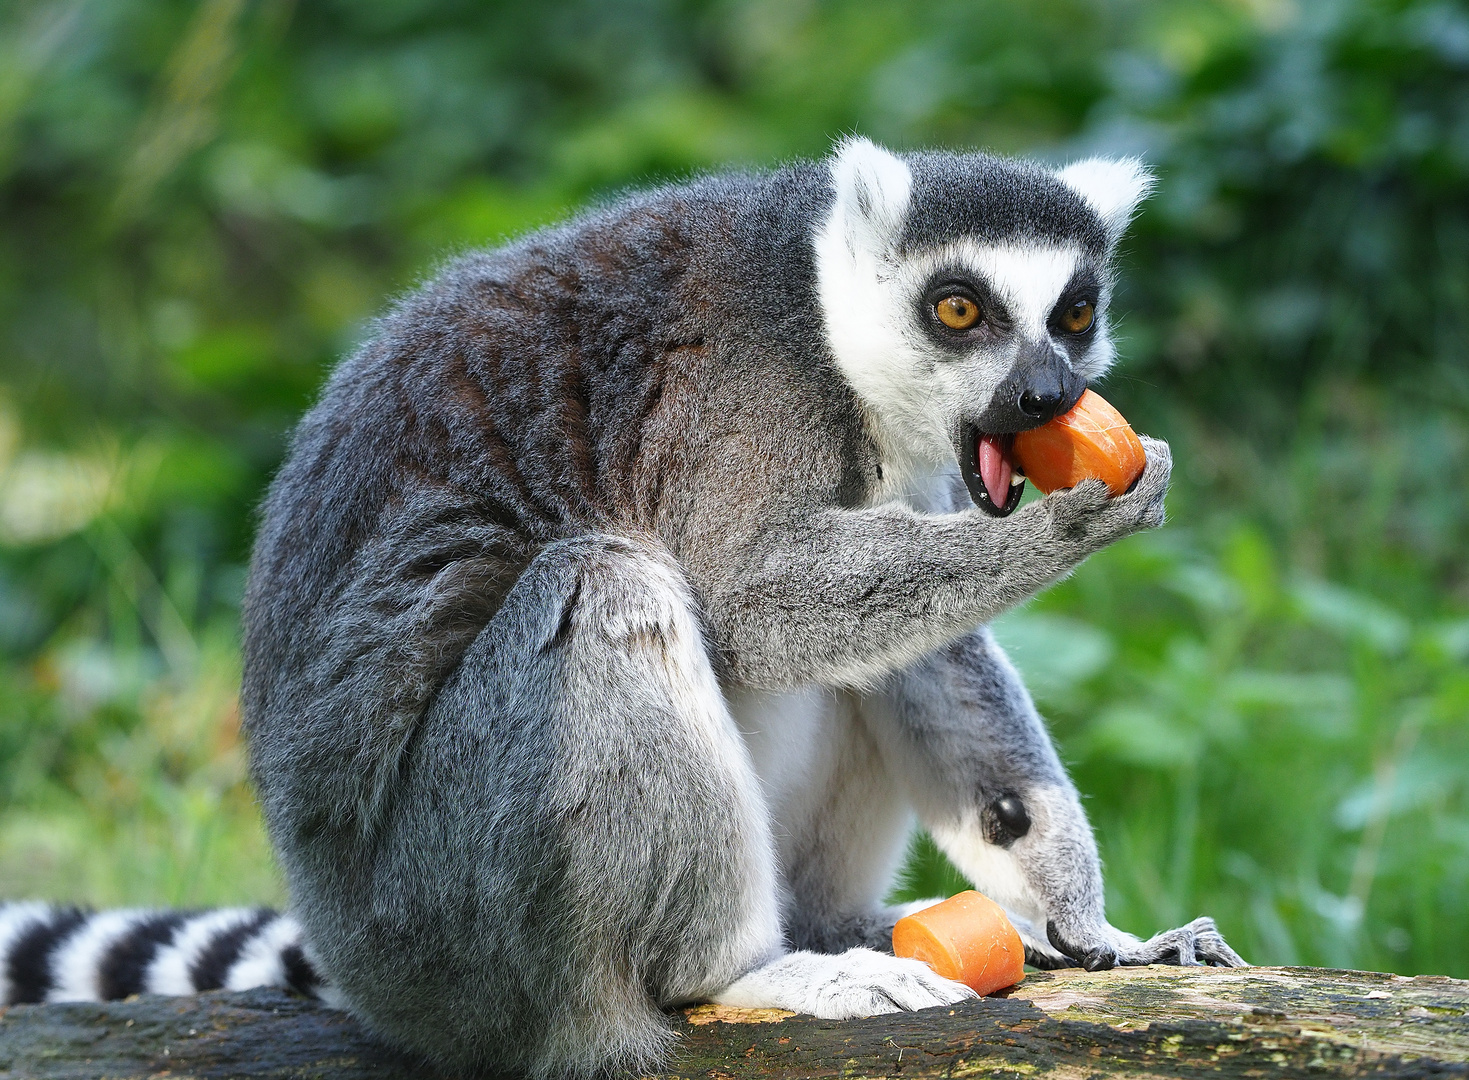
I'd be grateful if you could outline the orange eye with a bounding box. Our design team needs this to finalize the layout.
[935,294,980,330]
[1060,300,1095,334]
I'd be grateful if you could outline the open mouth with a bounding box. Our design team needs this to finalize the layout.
[960,424,1026,517]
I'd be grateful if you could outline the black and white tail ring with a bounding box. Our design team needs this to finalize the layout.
[0,901,337,1006]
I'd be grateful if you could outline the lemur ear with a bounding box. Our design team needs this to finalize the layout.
[1056,157,1155,244]
[829,136,912,255]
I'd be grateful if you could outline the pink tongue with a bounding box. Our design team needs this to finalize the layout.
[978,435,1012,507]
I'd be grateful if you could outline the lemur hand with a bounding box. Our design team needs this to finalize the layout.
[1035,913,1246,970]
[1038,434,1172,548]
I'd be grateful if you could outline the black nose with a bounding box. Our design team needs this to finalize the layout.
[1019,387,1062,419]
[1016,355,1073,423]
[969,343,1087,433]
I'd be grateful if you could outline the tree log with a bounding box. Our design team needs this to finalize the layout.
[2,965,1467,1079]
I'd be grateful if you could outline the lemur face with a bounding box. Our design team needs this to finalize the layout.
[813,138,1153,515]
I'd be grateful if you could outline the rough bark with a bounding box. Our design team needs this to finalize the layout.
[2,965,1466,1079]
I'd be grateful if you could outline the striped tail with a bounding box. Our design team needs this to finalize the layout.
[0,902,336,1006]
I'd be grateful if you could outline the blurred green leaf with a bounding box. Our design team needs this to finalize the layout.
[1292,580,1412,656]
[1086,702,1202,769]
[990,611,1114,706]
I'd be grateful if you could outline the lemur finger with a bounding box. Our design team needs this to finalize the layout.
[1135,917,1248,967]
[1137,434,1173,464]
[1042,478,1112,537]
[1191,921,1248,968]
[1138,938,1203,967]
[1177,935,1205,966]
[1134,434,1173,479]
[1210,947,1249,968]
[1120,436,1171,521]
[1023,944,1076,970]
[1156,931,1204,966]
[1046,920,1119,971]
[880,961,979,1011]
[1127,437,1171,489]
[1177,916,1247,965]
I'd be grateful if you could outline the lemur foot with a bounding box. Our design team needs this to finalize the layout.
[1045,916,1247,970]
[712,947,976,1019]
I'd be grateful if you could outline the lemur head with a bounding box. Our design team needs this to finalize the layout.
[813,137,1153,515]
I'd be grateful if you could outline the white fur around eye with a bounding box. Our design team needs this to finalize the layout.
[952,243,1083,338]
[816,140,951,477]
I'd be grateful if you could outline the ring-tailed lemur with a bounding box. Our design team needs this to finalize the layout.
[1,139,1243,1077]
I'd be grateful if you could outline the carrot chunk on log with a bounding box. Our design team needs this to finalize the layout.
[891,891,1026,996]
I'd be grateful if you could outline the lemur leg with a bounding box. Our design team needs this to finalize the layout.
[727,687,918,954]
[291,535,780,1077]
[292,536,967,1079]
[859,628,1246,970]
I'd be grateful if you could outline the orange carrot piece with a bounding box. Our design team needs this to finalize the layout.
[891,890,1025,996]
[1012,388,1146,497]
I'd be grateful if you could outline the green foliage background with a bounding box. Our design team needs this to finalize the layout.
[1,0,1466,976]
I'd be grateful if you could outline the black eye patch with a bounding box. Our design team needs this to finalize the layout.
[1048,266,1103,330]
[918,270,1011,349]
[1048,266,1105,356]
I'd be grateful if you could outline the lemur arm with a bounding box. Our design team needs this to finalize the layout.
[700,437,1170,689]
[862,626,1244,969]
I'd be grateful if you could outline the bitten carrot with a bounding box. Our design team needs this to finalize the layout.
[891,890,1025,996]
[1012,388,1146,496]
